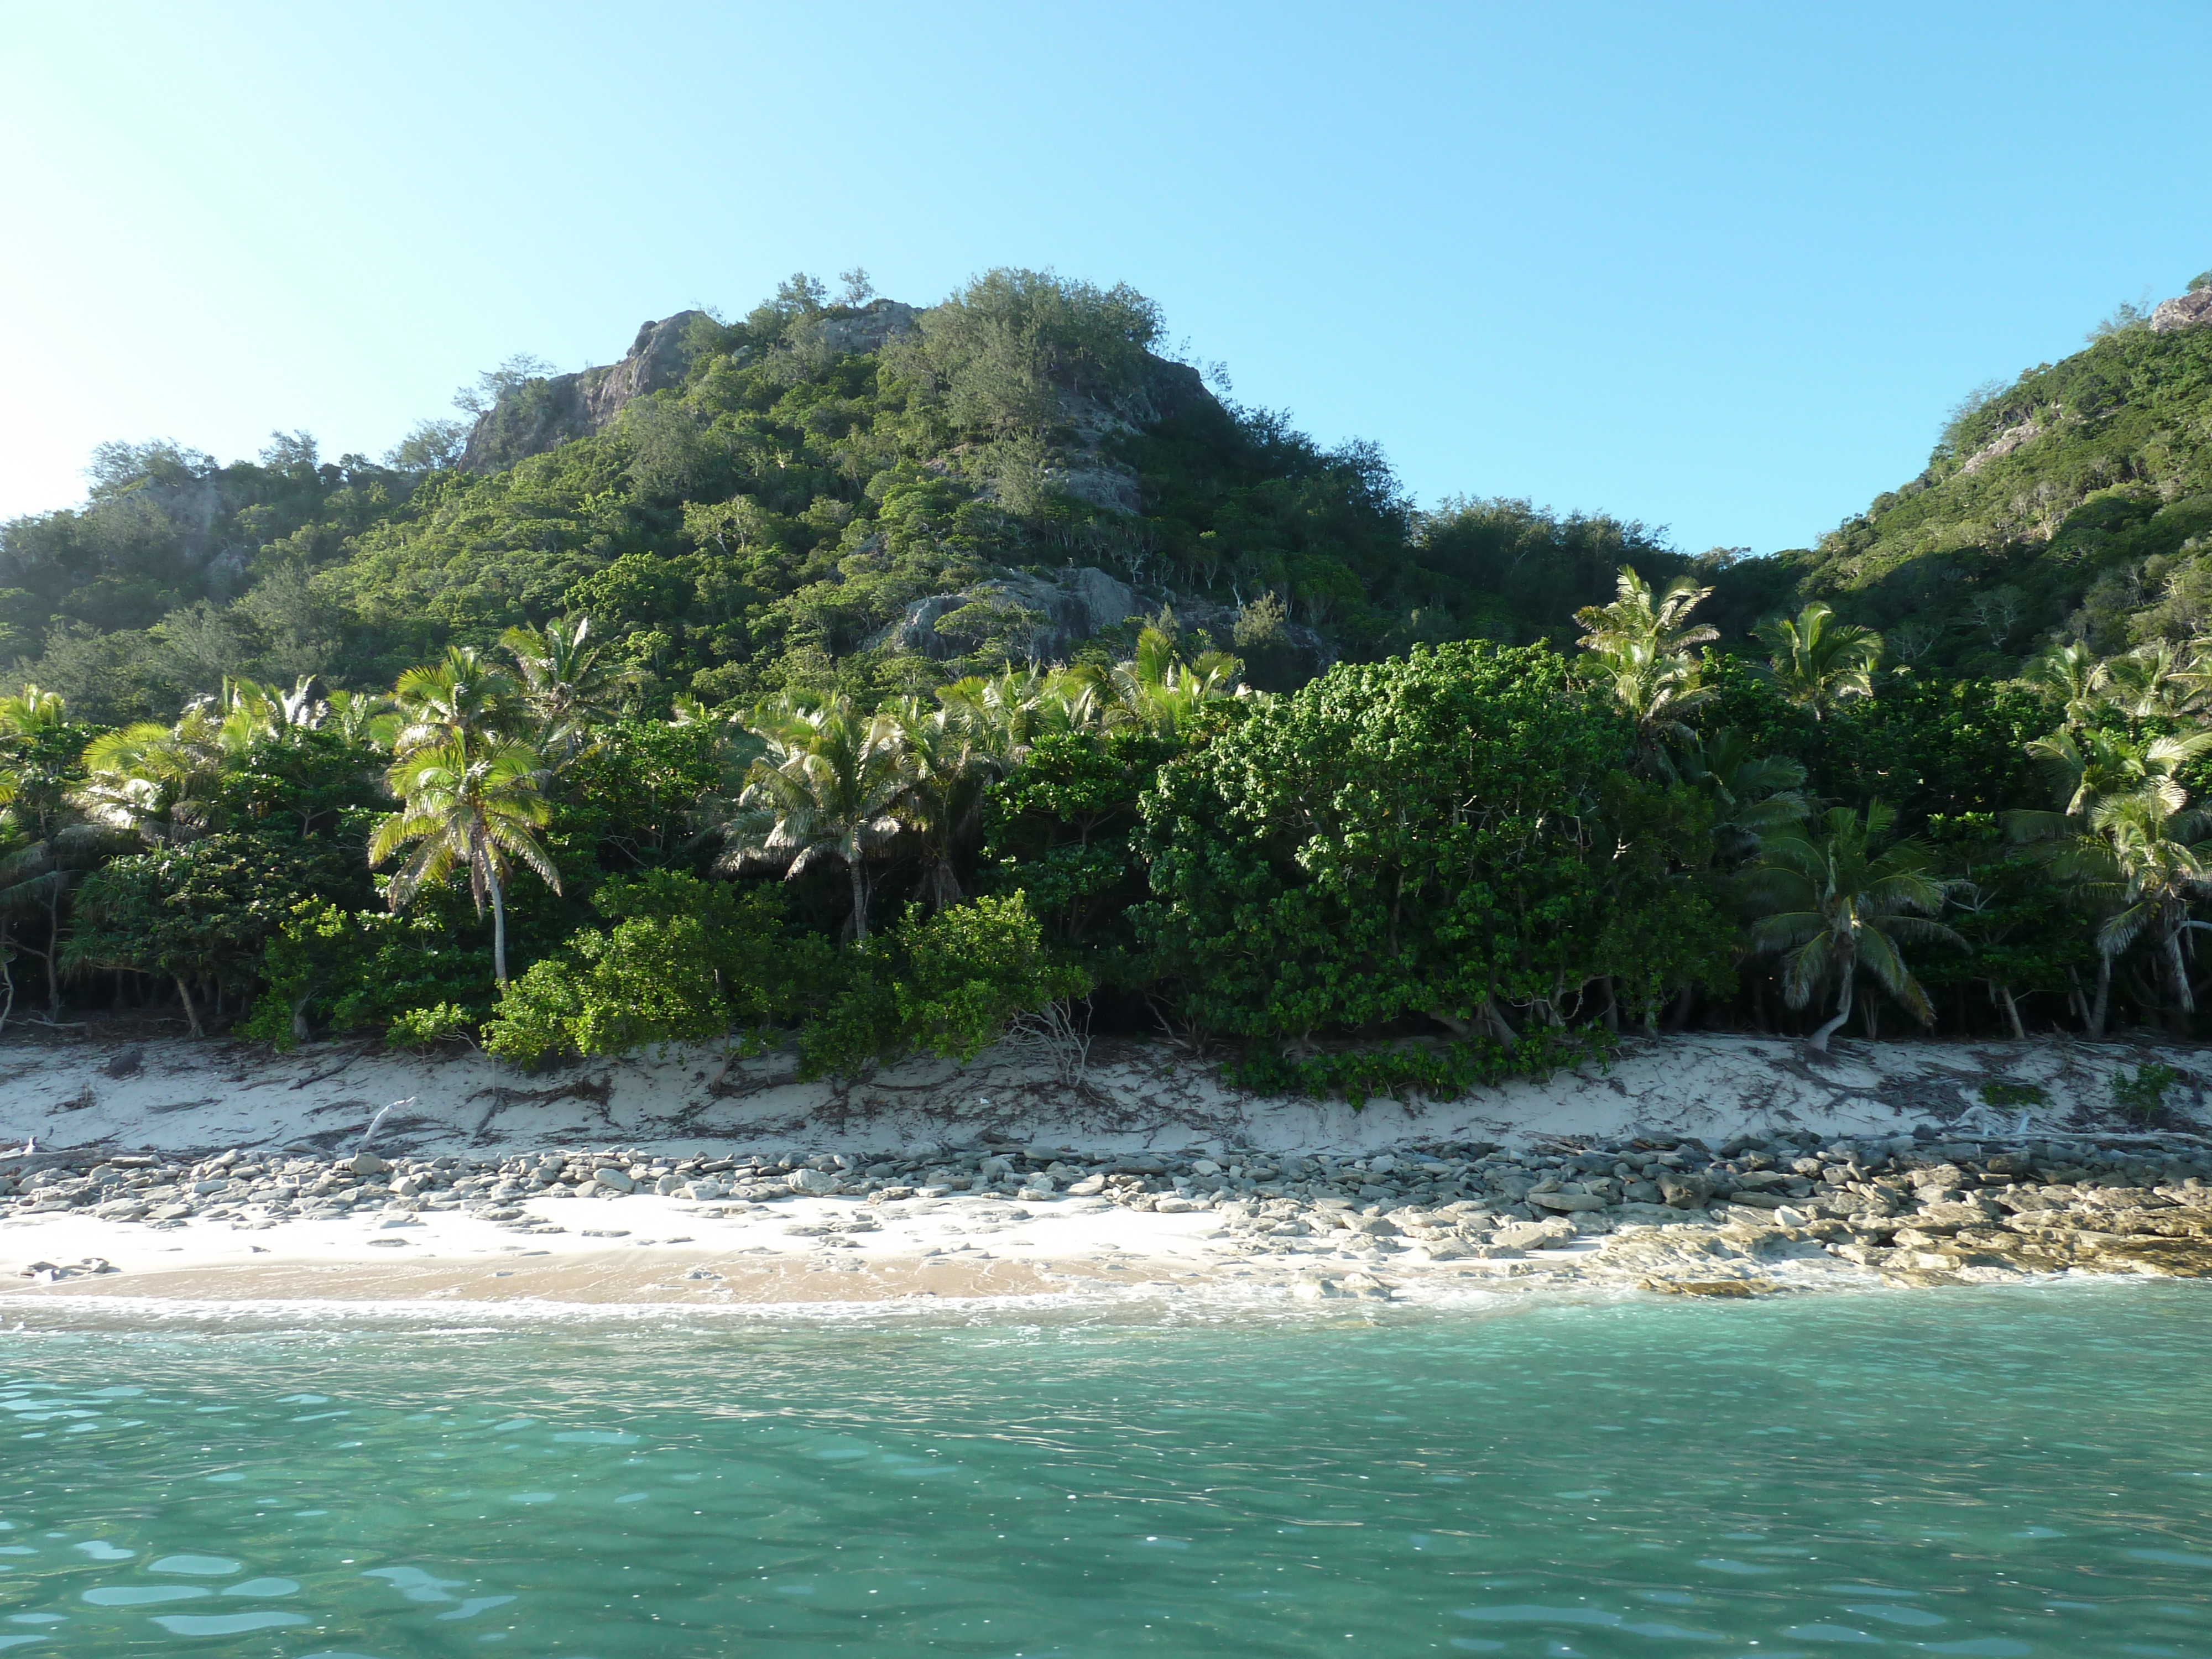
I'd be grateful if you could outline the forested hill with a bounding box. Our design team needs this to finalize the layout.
[6,265,2210,726]
[0,270,1694,725]
[1767,280,2212,675]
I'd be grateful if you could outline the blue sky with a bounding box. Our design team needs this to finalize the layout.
[2,2,2206,553]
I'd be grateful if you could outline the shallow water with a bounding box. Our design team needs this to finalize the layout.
[4,1284,2212,1656]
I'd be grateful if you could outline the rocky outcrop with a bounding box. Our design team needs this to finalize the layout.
[2151,288,2212,333]
[458,302,928,473]
[1957,417,2042,476]
[875,566,1142,661]
[460,310,714,472]
[808,299,919,357]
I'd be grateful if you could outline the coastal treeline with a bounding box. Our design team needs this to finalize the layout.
[4,266,2211,1091]
[3,566,2209,1092]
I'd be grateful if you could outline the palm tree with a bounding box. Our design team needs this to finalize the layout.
[327,688,397,749]
[369,735,561,985]
[390,646,519,759]
[0,685,103,1018]
[218,675,327,749]
[70,704,228,846]
[2095,639,2206,724]
[721,694,906,941]
[501,615,634,766]
[0,685,67,737]
[2006,727,2212,1039]
[1754,602,1884,719]
[2023,641,2104,729]
[1670,727,1810,864]
[2021,727,2210,822]
[2088,790,2212,1035]
[1073,627,1244,739]
[1574,566,1719,757]
[1743,802,1960,1051]
[884,700,1001,909]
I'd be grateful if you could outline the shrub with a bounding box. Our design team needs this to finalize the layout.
[797,894,1091,1080]
[2112,1063,2179,1125]
[1135,640,1728,1053]
[482,872,828,1070]
[387,1001,478,1050]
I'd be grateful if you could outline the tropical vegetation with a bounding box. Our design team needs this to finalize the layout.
[4,264,2212,1090]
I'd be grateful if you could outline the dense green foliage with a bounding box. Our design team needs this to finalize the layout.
[9,269,2212,1087]
[1776,313,2212,674]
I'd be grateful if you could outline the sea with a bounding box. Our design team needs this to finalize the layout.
[3,1281,2211,1656]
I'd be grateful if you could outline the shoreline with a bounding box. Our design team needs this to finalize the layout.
[10,1098,2212,1313]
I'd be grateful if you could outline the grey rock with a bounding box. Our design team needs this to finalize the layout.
[1527,1191,1605,1212]
[2151,289,2212,333]
[592,1166,637,1193]
[1657,1171,1717,1209]
[874,567,1141,664]
[787,1168,839,1196]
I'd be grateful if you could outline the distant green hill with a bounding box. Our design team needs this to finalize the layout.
[1764,279,2212,674]
[5,267,2209,724]
[0,270,1683,723]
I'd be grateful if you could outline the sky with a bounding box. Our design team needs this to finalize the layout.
[1,2,2207,555]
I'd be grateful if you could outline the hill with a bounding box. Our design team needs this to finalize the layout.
[0,270,1689,723]
[1768,276,2212,674]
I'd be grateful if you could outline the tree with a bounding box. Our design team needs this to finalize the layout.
[389,646,519,759]
[1573,565,1718,760]
[2023,641,2104,729]
[796,894,1090,1079]
[720,693,905,941]
[64,832,354,1037]
[71,705,228,846]
[1136,641,1724,1052]
[369,736,561,985]
[0,686,107,1018]
[2081,790,2212,1036]
[889,698,1001,910]
[501,614,635,766]
[1666,727,1809,865]
[483,871,829,1068]
[1754,602,1884,719]
[1084,626,1245,739]
[1743,803,1960,1051]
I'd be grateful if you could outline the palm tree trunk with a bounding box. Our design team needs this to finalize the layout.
[489,864,508,985]
[175,975,202,1039]
[2090,954,2112,1040]
[45,882,61,1016]
[849,861,871,942]
[1809,972,1854,1053]
[1996,983,2026,1040]
[2164,926,2194,1034]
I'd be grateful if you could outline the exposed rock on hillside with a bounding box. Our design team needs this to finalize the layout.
[460,310,715,472]
[2151,288,2212,333]
[1957,416,2042,476]
[875,566,1143,661]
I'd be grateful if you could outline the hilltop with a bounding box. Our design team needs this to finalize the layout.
[0,271,1683,723]
[1768,275,2212,673]
[6,267,2212,721]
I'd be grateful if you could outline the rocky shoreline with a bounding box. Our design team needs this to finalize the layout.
[9,1117,2212,1300]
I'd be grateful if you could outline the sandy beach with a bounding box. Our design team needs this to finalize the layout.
[6,1029,2210,1313]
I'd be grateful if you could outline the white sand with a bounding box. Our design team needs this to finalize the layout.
[3,1029,2203,1310]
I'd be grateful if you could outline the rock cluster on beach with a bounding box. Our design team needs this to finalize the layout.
[8,1124,2212,1294]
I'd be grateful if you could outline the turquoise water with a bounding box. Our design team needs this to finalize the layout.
[4,1286,2212,1656]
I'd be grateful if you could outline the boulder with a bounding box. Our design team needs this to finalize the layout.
[2151,289,2212,333]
